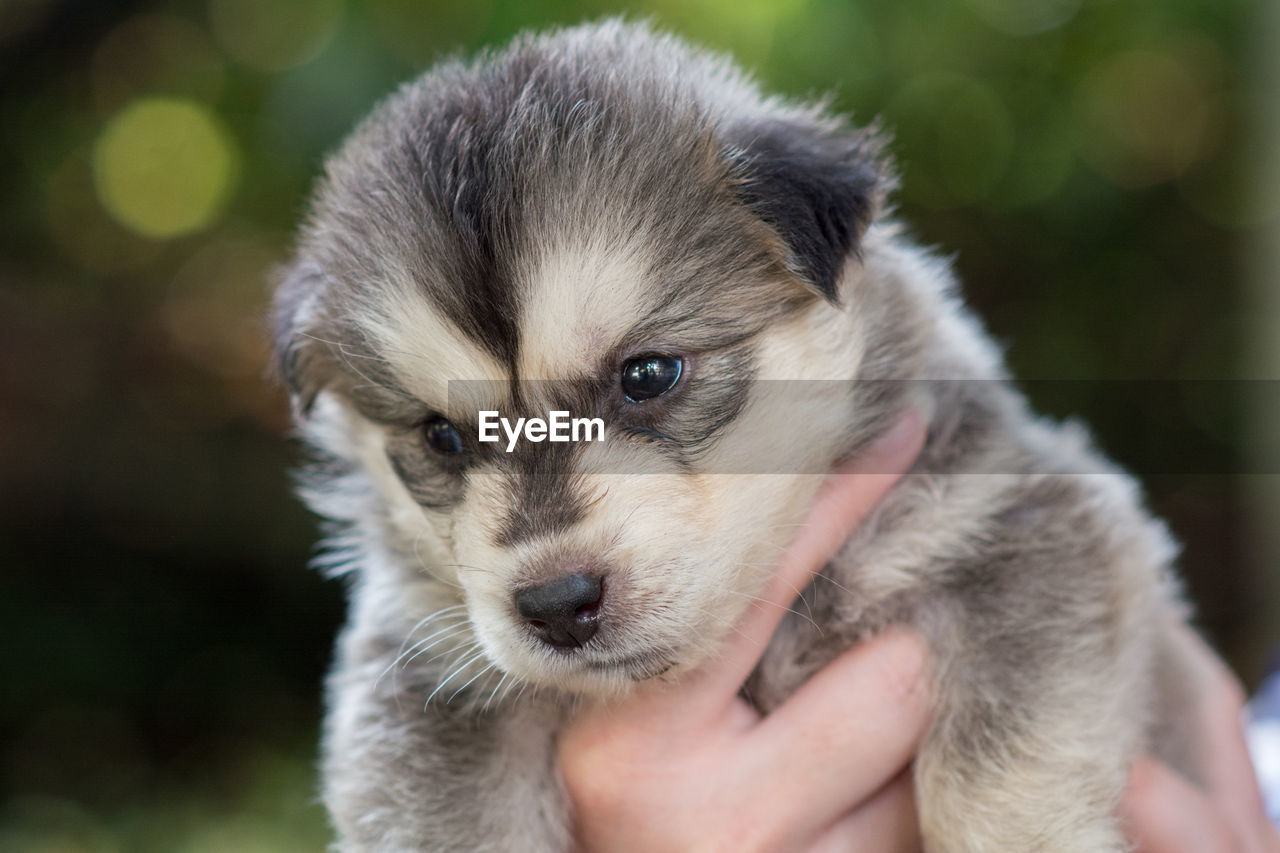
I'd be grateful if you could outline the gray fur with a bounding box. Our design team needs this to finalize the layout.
[274,20,1198,852]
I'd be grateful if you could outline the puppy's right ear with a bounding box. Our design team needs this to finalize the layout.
[727,117,891,302]
[271,260,337,417]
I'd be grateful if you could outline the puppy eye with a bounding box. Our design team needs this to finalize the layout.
[422,417,464,455]
[620,355,683,402]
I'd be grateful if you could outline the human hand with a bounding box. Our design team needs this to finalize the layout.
[1123,625,1280,853]
[557,412,930,852]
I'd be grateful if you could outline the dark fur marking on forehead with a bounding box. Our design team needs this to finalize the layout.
[397,39,738,374]
[486,377,603,547]
[410,102,522,368]
[493,442,592,548]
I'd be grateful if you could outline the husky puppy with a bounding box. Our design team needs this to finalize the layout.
[273,19,1200,852]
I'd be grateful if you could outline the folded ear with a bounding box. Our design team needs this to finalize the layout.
[728,118,890,301]
[271,260,339,416]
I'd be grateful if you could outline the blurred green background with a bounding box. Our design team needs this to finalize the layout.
[1,0,1277,849]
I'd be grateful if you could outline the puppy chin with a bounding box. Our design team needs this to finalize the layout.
[476,624,686,697]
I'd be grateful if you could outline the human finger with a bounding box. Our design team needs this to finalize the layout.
[1124,756,1241,853]
[1175,625,1275,851]
[694,409,926,704]
[807,770,921,853]
[737,628,932,847]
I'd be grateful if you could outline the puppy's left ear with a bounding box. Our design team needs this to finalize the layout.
[728,118,891,301]
[271,259,340,417]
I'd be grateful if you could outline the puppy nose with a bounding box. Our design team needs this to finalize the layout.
[514,573,603,649]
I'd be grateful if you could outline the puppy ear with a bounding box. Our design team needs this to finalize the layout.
[271,260,337,416]
[729,119,890,301]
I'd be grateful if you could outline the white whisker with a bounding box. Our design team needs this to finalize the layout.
[427,648,489,706]
[377,617,470,691]
[482,671,511,713]
[724,588,823,635]
[502,672,527,708]
[415,635,480,669]
[437,562,498,578]
[448,662,497,704]
[374,605,470,692]
[400,616,471,662]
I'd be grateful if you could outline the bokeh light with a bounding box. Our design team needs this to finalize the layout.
[963,0,1082,37]
[208,0,343,72]
[1075,49,1216,188]
[161,236,278,381]
[92,98,238,239]
[1178,91,1280,229]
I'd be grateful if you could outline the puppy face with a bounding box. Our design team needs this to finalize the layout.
[275,22,892,695]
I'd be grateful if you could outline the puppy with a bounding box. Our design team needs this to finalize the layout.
[273,20,1201,851]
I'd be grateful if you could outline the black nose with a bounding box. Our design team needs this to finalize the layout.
[514,573,603,649]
